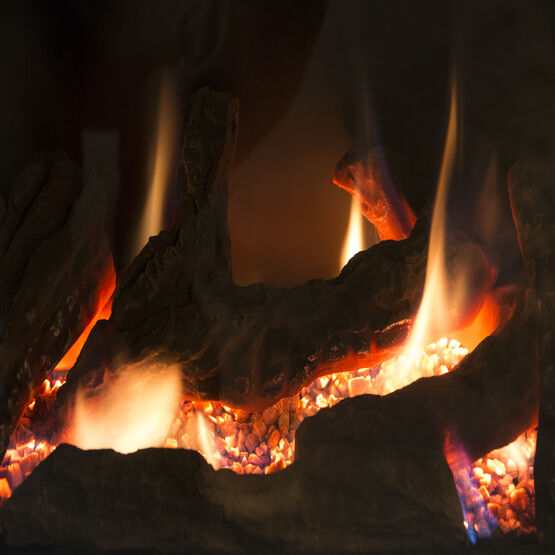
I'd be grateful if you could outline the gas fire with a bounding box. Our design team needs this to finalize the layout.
[0,333,535,540]
[340,197,365,268]
[0,76,537,544]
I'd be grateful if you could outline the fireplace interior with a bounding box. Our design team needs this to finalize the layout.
[0,1,554,553]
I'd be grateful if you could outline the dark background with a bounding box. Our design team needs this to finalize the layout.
[0,0,554,286]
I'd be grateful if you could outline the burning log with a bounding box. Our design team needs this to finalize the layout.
[508,163,555,546]
[0,426,465,551]
[333,147,416,240]
[0,151,114,460]
[297,286,539,466]
[58,88,497,413]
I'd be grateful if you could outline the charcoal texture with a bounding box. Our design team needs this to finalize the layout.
[297,286,538,464]
[58,88,497,413]
[0,151,114,460]
[0,401,466,552]
[508,163,555,547]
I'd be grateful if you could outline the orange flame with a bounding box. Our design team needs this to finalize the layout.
[71,363,182,454]
[135,70,179,255]
[54,265,116,371]
[402,79,458,358]
[340,197,365,269]
[397,75,499,376]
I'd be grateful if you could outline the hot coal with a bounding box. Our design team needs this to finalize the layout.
[0,404,466,552]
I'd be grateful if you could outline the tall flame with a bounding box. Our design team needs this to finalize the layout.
[340,197,364,269]
[402,78,459,359]
[135,70,179,255]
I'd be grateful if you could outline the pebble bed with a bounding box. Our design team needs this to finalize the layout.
[0,338,536,540]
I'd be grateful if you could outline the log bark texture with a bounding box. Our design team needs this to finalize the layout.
[0,289,537,552]
[301,286,538,465]
[0,429,465,552]
[0,151,114,460]
[58,88,497,413]
[333,147,416,240]
[508,163,555,547]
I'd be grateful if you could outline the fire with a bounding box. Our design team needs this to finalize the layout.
[452,430,536,541]
[70,363,182,454]
[54,266,116,371]
[400,78,459,360]
[135,69,179,255]
[340,197,365,268]
[0,74,535,542]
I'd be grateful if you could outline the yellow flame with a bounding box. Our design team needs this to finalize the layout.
[71,363,182,454]
[340,197,364,269]
[180,410,221,469]
[402,78,458,360]
[135,70,179,255]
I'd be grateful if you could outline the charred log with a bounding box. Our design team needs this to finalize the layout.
[0,151,114,459]
[0,290,537,552]
[58,88,497,414]
[508,163,555,546]
[297,286,539,466]
[0,429,465,552]
[333,147,416,240]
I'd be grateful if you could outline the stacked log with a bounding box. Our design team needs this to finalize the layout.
[57,88,496,416]
[0,151,114,460]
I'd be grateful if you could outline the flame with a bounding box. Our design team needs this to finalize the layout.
[401,80,458,359]
[135,70,179,255]
[180,410,221,469]
[70,363,182,454]
[54,266,116,371]
[0,73,533,539]
[340,197,364,269]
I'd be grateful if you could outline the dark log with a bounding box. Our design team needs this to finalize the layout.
[57,88,497,414]
[0,290,537,552]
[0,151,114,459]
[508,163,555,546]
[298,286,539,466]
[0,425,465,552]
[333,147,416,240]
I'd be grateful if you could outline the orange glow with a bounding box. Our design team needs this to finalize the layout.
[135,70,179,256]
[340,197,365,268]
[451,293,500,352]
[0,74,534,541]
[54,265,116,371]
[70,363,182,454]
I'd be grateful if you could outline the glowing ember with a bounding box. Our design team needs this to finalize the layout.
[165,337,470,476]
[0,334,537,539]
[452,431,536,541]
